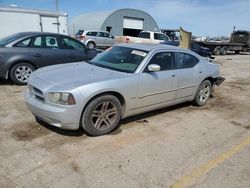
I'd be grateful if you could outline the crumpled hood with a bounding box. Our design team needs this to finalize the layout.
[30,62,128,88]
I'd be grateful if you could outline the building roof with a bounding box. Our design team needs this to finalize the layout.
[0,6,67,17]
[70,8,159,31]
[71,10,114,31]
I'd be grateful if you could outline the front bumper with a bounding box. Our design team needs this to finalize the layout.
[24,90,80,130]
[214,76,225,86]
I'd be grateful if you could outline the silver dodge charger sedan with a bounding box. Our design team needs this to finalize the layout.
[24,43,224,136]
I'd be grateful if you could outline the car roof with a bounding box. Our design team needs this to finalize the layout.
[116,43,189,52]
[15,32,68,37]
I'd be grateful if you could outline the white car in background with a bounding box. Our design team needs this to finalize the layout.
[76,30,115,49]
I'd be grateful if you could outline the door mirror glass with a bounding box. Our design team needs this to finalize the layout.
[148,64,161,72]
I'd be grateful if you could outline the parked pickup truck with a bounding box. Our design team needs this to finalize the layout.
[115,31,170,44]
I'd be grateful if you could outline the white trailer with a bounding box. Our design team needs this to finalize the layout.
[0,7,68,38]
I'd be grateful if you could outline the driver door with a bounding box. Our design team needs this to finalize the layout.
[137,52,178,108]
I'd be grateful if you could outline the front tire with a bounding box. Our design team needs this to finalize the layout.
[193,80,212,106]
[81,95,122,136]
[10,63,35,85]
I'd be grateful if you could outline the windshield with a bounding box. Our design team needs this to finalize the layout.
[0,33,23,46]
[89,46,148,73]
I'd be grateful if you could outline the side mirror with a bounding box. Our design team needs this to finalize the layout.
[148,64,161,72]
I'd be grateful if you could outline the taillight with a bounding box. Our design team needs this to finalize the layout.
[80,36,85,40]
[125,37,130,43]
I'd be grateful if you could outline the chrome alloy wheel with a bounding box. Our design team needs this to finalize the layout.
[15,65,33,83]
[199,83,211,103]
[91,101,118,130]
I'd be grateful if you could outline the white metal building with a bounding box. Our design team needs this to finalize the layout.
[0,7,68,38]
[70,8,159,37]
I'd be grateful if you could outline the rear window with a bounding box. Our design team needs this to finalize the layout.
[0,33,24,46]
[87,32,97,36]
[154,33,169,41]
[76,30,84,35]
[138,32,150,39]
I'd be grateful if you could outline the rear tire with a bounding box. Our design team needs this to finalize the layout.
[87,42,96,49]
[235,50,240,54]
[10,63,35,85]
[221,46,228,55]
[213,46,221,55]
[81,95,122,136]
[193,80,212,106]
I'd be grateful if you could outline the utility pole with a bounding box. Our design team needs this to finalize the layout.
[55,0,59,11]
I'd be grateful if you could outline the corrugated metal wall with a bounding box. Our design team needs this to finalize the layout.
[70,9,159,36]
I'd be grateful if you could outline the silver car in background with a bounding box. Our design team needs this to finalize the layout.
[25,44,224,136]
[76,30,115,49]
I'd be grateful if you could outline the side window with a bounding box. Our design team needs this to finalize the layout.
[145,52,175,72]
[86,32,97,36]
[154,33,169,41]
[45,36,59,48]
[176,53,199,69]
[97,32,104,37]
[139,32,150,39]
[33,36,43,48]
[61,37,85,50]
[103,32,110,38]
[15,38,32,47]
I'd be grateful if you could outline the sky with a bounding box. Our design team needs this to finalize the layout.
[0,0,250,37]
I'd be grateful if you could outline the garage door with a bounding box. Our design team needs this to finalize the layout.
[41,16,59,33]
[123,17,144,30]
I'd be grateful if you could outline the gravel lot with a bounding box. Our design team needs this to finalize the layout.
[1,54,250,188]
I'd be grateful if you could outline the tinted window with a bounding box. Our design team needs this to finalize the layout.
[145,52,175,72]
[86,32,97,36]
[45,36,58,48]
[15,38,32,47]
[76,30,84,35]
[138,32,150,39]
[0,33,24,46]
[103,32,110,38]
[33,37,42,48]
[176,53,199,69]
[154,33,169,41]
[61,37,85,50]
[97,32,104,37]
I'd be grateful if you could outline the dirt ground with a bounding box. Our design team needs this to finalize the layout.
[0,54,250,188]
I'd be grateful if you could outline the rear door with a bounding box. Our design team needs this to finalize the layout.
[174,52,200,99]
[29,35,67,68]
[137,51,178,108]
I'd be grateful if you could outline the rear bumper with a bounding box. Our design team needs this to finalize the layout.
[214,76,225,86]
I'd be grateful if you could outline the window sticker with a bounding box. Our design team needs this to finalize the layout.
[131,50,147,57]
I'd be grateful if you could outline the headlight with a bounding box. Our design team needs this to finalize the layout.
[47,92,76,105]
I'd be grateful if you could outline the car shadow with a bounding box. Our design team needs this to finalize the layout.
[0,78,14,85]
[36,118,85,137]
[121,102,192,125]
[36,102,194,137]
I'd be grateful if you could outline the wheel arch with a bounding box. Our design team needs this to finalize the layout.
[202,77,214,85]
[8,60,37,79]
[81,91,127,119]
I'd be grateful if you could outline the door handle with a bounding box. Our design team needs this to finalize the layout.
[33,53,42,57]
[172,74,176,77]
